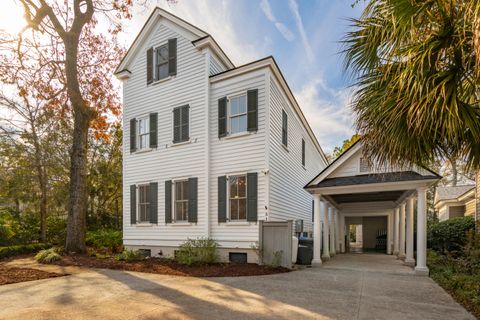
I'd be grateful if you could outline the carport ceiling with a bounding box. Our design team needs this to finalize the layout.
[331,190,407,204]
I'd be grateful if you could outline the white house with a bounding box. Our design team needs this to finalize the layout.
[115,8,328,263]
[434,185,476,221]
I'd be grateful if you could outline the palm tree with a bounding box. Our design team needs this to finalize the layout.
[343,0,480,169]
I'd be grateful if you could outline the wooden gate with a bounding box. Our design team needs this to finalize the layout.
[259,220,293,269]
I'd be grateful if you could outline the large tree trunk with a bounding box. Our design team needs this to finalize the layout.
[30,123,47,242]
[64,35,92,253]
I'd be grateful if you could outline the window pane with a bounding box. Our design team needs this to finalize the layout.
[157,45,168,63]
[229,177,238,197]
[231,97,238,115]
[238,115,247,132]
[238,95,246,113]
[238,199,246,220]
[230,199,238,220]
[159,63,168,80]
[237,176,246,197]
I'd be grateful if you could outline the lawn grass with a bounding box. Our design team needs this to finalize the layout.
[428,250,480,319]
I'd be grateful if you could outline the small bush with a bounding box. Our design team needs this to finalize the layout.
[86,229,122,253]
[176,238,218,266]
[35,248,62,264]
[114,249,145,262]
[0,243,51,259]
[46,216,67,245]
[428,216,475,254]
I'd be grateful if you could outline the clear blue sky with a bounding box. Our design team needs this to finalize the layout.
[122,0,366,154]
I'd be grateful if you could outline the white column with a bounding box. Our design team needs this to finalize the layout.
[340,214,346,253]
[393,207,399,255]
[415,187,429,275]
[405,196,415,266]
[387,211,393,255]
[335,209,341,252]
[322,201,330,260]
[329,206,336,256]
[312,194,322,266]
[398,202,406,260]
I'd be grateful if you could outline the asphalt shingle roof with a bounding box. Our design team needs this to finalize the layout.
[434,185,474,204]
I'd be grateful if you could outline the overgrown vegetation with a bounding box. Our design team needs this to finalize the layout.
[35,247,62,264]
[427,218,480,318]
[114,249,145,262]
[175,238,218,266]
[0,243,51,259]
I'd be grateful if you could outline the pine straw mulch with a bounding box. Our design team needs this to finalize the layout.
[0,256,65,285]
[52,254,290,277]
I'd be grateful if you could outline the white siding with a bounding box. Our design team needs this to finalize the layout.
[208,69,268,248]
[268,76,325,234]
[123,22,208,247]
[209,53,227,76]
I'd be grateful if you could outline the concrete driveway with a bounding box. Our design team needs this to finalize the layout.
[0,253,474,320]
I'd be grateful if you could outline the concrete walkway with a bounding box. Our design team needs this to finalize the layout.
[0,254,474,320]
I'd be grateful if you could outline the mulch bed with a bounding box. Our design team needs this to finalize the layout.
[53,254,290,277]
[0,265,64,285]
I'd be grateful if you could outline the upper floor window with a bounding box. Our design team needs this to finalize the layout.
[302,138,306,166]
[138,184,151,223]
[229,175,247,221]
[282,110,288,147]
[138,116,150,150]
[359,157,372,173]
[174,180,189,221]
[155,44,169,81]
[229,94,247,134]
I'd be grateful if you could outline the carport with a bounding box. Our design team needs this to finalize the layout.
[304,141,440,275]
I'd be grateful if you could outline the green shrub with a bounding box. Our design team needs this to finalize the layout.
[46,216,67,245]
[0,243,51,259]
[0,224,14,246]
[35,247,62,264]
[86,229,123,253]
[428,216,475,253]
[114,249,145,262]
[175,238,218,266]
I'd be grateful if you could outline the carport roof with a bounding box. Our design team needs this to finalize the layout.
[306,171,439,189]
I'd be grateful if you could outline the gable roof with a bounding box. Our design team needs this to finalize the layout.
[210,56,328,164]
[305,139,441,189]
[434,185,475,205]
[115,7,234,75]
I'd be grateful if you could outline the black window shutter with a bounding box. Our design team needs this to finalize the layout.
[218,176,227,222]
[165,180,172,223]
[188,177,198,223]
[173,108,181,143]
[130,118,136,153]
[168,38,177,76]
[247,172,258,222]
[302,139,306,166]
[181,105,189,142]
[218,97,227,138]
[149,113,157,148]
[147,48,153,84]
[282,110,288,147]
[247,89,258,132]
[149,182,158,224]
[130,185,136,225]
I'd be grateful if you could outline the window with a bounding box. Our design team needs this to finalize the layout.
[282,110,288,147]
[229,175,247,220]
[137,116,150,150]
[302,139,306,166]
[138,184,151,223]
[359,157,372,173]
[155,44,169,81]
[174,180,189,221]
[173,105,189,143]
[229,94,247,134]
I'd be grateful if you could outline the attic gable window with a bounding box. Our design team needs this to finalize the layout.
[359,157,372,173]
[155,44,169,81]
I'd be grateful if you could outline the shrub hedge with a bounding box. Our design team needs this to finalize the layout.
[0,243,51,259]
[86,229,123,253]
[176,238,218,266]
[428,216,475,253]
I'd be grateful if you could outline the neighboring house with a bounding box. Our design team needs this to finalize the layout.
[115,8,328,262]
[434,185,475,221]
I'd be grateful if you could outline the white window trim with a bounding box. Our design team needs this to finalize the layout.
[137,115,150,151]
[226,173,248,222]
[137,183,151,224]
[172,178,189,223]
[227,91,248,136]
